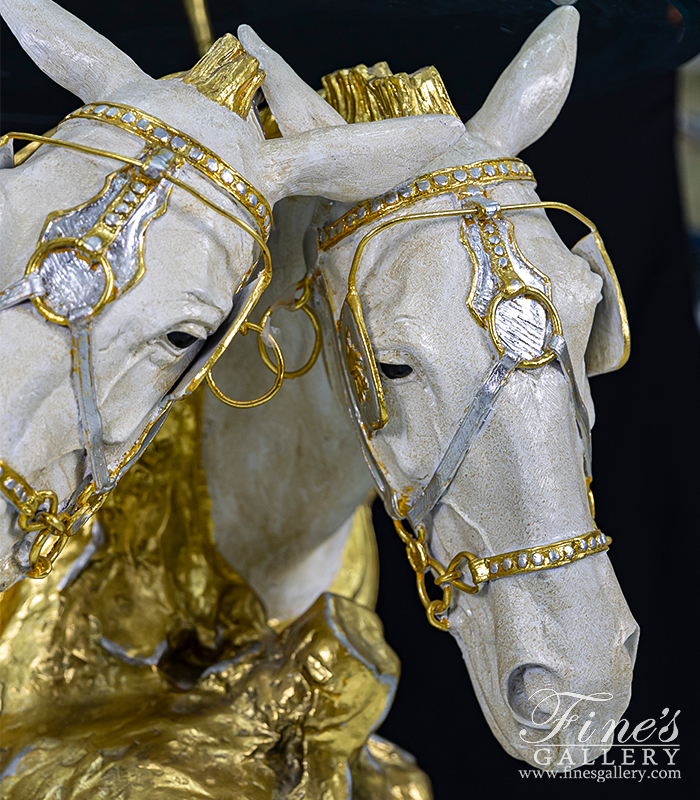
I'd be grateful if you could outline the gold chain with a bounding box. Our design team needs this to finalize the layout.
[27,485,107,578]
[1,459,107,579]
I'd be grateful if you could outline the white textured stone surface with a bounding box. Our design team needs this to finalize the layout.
[202,195,374,623]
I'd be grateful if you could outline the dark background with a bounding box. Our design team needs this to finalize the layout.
[2,2,698,797]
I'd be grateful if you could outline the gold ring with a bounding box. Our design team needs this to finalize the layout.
[25,237,115,325]
[257,302,322,380]
[27,527,69,578]
[486,286,563,369]
[206,322,285,408]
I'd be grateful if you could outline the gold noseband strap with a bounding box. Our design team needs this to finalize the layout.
[393,520,611,630]
[460,531,611,586]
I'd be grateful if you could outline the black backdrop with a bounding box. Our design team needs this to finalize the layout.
[2,2,699,797]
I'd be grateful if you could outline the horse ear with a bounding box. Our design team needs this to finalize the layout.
[241,24,464,201]
[259,115,465,203]
[238,25,345,134]
[465,6,579,155]
[0,0,150,102]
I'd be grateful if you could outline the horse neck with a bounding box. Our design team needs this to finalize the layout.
[200,196,372,622]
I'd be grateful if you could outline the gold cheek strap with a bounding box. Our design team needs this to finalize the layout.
[335,203,600,629]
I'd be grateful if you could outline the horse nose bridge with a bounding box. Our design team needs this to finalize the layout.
[488,580,567,695]
[451,367,595,532]
[489,567,636,713]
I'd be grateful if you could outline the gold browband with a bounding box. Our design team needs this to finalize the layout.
[63,102,272,240]
[318,158,536,250]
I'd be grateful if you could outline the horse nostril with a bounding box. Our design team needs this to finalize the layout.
[507,664,558,725]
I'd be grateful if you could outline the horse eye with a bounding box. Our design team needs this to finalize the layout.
[379,363,413,379]
[167,331,199,349]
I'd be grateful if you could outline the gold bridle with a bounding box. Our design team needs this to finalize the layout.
[316,157,627,629]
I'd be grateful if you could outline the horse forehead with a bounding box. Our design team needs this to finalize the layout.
[364,218,468,299]
[143,206,248,303]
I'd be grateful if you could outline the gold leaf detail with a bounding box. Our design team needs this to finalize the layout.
[345,329,369,402]
[263,61,458,139]
[182,33,265,118]
[321,62,459,123]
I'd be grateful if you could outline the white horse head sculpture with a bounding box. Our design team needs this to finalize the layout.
[0,0,463,590]
[244,6,639,768]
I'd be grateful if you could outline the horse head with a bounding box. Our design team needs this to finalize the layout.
[250,6,639,768]
[0,0,463,589]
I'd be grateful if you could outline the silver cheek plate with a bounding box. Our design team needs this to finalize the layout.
[0,146,179,493]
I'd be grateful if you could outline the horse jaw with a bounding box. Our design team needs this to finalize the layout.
[0,311,83,589]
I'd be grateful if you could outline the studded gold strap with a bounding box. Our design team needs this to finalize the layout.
[466,531,611,586]
[394,518,611,631]
[63,102,272,240]
[0,458,42,518]
[318,158,536,250]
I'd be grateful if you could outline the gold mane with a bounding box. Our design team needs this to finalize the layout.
[321,61,459,122]
[180,33,265,119]
[260,61,459,138]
